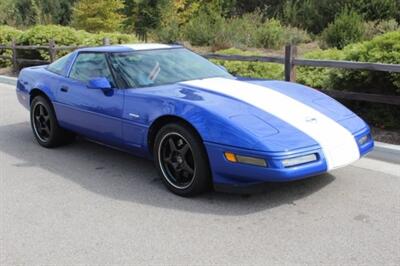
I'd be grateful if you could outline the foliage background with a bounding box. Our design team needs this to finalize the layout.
[0,0,399,128]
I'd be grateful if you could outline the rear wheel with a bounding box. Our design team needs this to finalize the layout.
[30,95,74,148]
[154,123,211,196]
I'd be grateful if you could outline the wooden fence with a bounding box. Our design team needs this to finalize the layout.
[0,39,399,105]
[0,38,111,70]
[204,45,400,106]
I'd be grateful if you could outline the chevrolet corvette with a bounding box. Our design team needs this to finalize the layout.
[16,44,374,196]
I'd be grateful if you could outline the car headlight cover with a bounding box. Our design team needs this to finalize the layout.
[358,134,371,146]
[282,154,317,168]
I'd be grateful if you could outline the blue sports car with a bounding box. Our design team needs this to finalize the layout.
[16,44,374,196]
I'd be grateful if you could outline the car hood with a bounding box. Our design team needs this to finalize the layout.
[175,77,367,153]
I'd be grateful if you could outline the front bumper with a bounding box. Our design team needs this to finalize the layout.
[205,127,374,192]
[205,143,327,186]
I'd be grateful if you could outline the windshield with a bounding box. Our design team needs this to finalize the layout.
[109,48,233,88]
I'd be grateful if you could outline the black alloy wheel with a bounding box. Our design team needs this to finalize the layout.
[32,102,52,142]
[159,132,195,189]
[154,123,211,196]
[30,95,74,148]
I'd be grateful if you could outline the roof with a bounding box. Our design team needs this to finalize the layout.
[76,43,182,53]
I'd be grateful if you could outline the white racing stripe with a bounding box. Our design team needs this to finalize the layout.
[183,78,360,170]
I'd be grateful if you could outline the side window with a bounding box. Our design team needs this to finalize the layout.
[47,53,72,76]
[69,53,115,87]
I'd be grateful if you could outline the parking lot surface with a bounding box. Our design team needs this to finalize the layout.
[1,83,399,265]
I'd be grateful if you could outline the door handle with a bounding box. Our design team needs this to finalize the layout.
[60,86,69,92]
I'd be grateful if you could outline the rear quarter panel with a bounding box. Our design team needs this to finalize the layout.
[17,66,61,109]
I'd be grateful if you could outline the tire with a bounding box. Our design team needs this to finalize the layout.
[30,95,74,148]
[154,123,211,197]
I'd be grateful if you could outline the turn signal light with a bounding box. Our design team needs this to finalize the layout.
[224,152,237,162]
[224,152,267,167]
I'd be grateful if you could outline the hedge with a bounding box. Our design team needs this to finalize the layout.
[298,31,400,94]
[0,25,139,64]
[0,26,22,67]
[211,48,284,80]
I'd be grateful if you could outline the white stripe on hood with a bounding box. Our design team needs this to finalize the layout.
[182,78,360,170]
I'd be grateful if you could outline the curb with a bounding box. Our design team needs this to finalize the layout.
[369,141,400,164]
[0,74,399,163]
[0,75,17,86]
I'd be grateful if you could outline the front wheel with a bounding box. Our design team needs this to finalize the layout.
[154,123,211,197]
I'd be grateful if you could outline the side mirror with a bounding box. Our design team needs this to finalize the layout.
[87,77,112,90]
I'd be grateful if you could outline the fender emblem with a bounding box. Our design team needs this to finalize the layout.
[305,117,318,124]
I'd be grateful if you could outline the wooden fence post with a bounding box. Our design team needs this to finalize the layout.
[11,38,18,73]
[49,39,56,62]
[103,37,110,46]
[284,44,297,82]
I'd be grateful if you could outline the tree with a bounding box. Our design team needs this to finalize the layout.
[0,0,77,27]
[234,0,281,14]
[72,0,125,33]
[281,0,400,34]
[38,0,77,25]
[123,0,161,40]
[0,0,40,27]
[322,9,365,49]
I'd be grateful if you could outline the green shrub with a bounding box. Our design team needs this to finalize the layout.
[214,12,261,49]
[0,26,22,67]
[298,31,400,129]
[297,48,344,88]
[283,26,312,45]
[211,48,284,80]
[16,25,90,60]
[0,25,22,44]
[153,19,182,44]
[254,19,286,49]
[281,0,399,35]
[217,14,305,50]
[183,7,224,46]
[299,31,400,93]
[363,19,399,40]
[183,10,310,50]
[152,1,184,44]
[331,31,400,94]
[71,0,125,33]
[154,7,312,49]
[321,9,365,49]
[15,25,138,61]
[18,25,89,46]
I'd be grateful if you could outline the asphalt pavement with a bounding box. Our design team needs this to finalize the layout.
[1,83,399,265]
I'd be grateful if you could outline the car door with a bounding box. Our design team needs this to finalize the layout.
[55,52,123,145]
